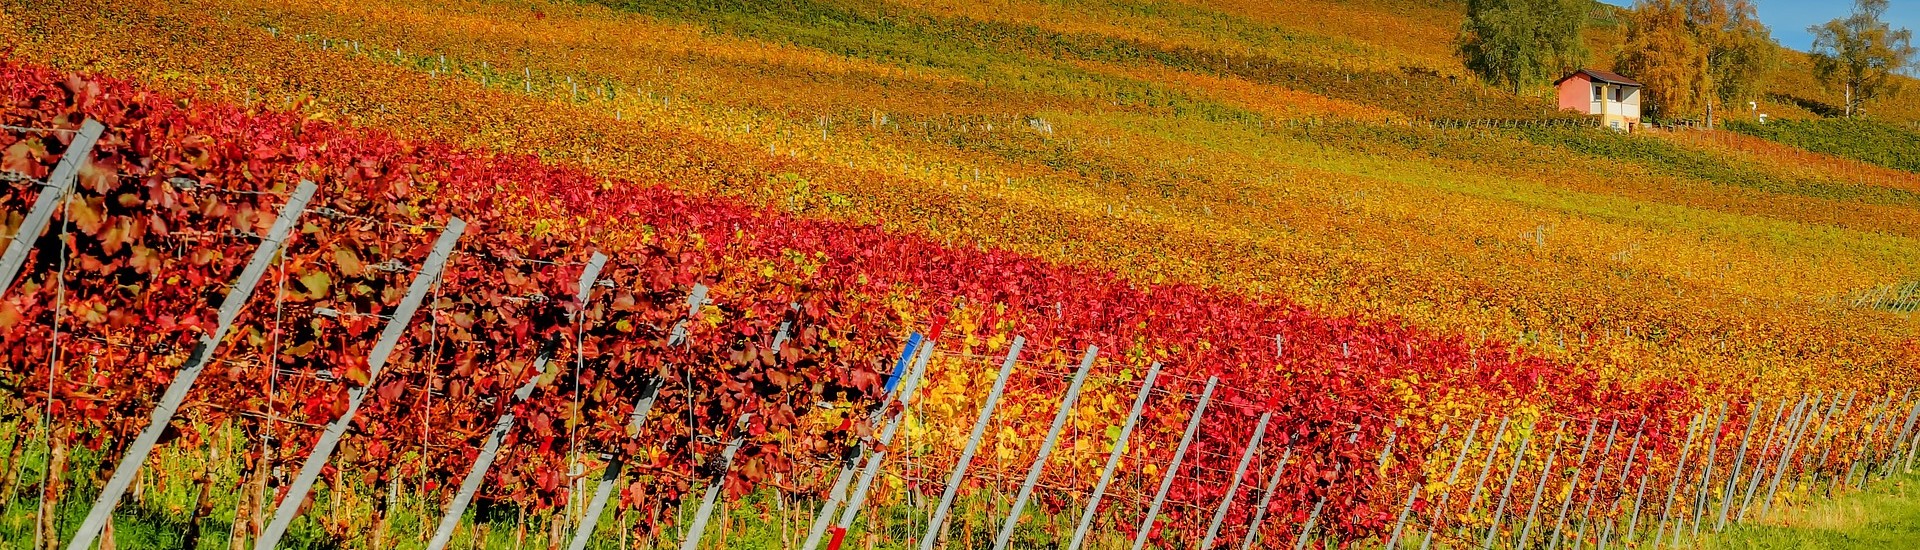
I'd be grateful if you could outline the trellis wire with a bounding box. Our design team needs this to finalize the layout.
[0,123,82,133]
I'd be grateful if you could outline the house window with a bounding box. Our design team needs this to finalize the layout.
[1593,85,1603,101]
[1613,87,1624,102]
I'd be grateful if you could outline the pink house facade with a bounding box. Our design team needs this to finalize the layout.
[1555,69,1643,132]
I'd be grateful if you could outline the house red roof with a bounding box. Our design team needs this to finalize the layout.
[1555,68,1642,87]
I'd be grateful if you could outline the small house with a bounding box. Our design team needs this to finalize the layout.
[1555,69,1642,131]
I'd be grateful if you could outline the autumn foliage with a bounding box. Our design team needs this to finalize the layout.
[0,55,1748,545]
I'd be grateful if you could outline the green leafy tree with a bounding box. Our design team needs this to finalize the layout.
[1457,0,1590,95]
[1697,0,1777,121]
[1809,0,1917,118]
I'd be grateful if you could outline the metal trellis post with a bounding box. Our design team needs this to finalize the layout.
[1201,412,1273,549]
[66,180,317,550]
[799,334,924,550]
[0,119,104,299]
[1762,394,1822,518]
[1569,420,1620,550]
[1596,421,1646,550]
[432,252,604,550]
[1130,377,1219,550]
[1385,423,1459,550]
[1238,446,1295,550]
[1737,397,1797,523]
[1064,360,1158,550]
[256,217,467,550]
[1295,430,1370,550]
[1518,422,1570,548]
[1418,416,1492,550]
[830,341,937,543]
[922,338,1027,549]
[678,415,753,550]
[1650,412,1705,549]
[1547,419,1600,550]
[992,345,1100,549]
[566,283,706,550]
[1716,400,1763,532]
[1481,428,1535,550]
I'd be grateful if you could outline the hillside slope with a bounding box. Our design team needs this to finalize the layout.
[5,0,1918,395]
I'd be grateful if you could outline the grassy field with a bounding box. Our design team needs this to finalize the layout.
[0,421,1120,550]
[16,427,1920,550]
[1701,472,1920,550]
[9,412,1920,550]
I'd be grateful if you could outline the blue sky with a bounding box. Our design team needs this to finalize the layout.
[1595,0,1920,53]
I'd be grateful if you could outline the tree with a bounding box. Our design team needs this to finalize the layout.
[1696,0,1778,124]
[1457,0,1590,95]
[1616,0,1776,124]
[1809,0,1917,118]
[1617,0,1707,119]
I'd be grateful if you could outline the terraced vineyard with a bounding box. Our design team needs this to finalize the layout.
[1,0,1918,549]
